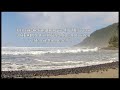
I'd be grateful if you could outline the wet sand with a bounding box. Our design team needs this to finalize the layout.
[1,61,119,78]
[42,68,118,78]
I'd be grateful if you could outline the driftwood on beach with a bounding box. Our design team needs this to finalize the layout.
[1,61,119,78]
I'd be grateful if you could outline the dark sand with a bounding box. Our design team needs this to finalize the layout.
[1,61,119,78]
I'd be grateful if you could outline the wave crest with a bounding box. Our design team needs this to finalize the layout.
[2,47,98,55]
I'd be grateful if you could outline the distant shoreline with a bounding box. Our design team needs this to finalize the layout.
[100,47,118,50]
[1,61,119,78]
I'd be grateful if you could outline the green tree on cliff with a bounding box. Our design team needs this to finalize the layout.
[108,35,118,48]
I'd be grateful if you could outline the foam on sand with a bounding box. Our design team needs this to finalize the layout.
[2,59,117,71]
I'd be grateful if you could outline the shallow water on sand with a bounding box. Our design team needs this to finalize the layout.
[2,47,118,71]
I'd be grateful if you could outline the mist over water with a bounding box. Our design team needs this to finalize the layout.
[2,47,118,71]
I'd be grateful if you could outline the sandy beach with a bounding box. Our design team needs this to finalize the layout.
[1,61,119,78]
[42,68,118,78]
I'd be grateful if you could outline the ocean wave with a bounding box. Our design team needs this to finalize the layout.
[2,59,117,71]
[2,47,98,55]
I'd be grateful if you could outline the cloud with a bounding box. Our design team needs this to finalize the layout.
[103,12,118,24]
[17,12,118,29]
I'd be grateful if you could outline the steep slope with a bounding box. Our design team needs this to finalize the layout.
[75,23,118,48]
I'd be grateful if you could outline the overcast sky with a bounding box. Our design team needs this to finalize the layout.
[2,12,118,47]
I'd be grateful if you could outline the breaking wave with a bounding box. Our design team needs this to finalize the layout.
[2,59,117,71]
[2,47,98,55]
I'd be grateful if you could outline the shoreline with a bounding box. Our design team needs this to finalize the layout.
[1,61,119,78]
[43,68,118,78]
[100,47,118,50]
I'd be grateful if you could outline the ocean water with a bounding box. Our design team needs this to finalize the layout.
[2,47,118,71]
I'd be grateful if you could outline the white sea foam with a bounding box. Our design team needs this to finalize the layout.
[2,47,98,55]
[2,59,117,71]
[2,47,118,71]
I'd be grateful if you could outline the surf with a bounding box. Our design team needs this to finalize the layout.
[2,47,99,55]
